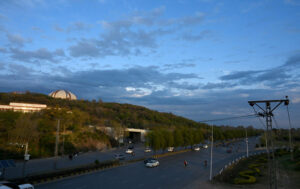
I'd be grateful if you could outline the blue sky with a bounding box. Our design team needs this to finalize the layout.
[0,0,300,128]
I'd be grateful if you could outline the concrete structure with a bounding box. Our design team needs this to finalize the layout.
[126,128,148,143]
[98,127,148,143]
[49,90,77,100]
[0,102,47,113]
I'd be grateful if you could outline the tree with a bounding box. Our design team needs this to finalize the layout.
[174,128,183,147]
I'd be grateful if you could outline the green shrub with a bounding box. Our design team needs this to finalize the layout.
[94,160,100,165]
[234,170,257,184]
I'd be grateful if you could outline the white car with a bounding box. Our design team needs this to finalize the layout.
[193,146,200,151]
[203,144,208,149]
[125,148,133,154]
[145,159,159,168]
[167,147,174,152]
[0,181,34,189]
[144,148,151,152]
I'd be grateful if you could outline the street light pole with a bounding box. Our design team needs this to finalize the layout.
[245,128,249,158]
[210,124,214,181]
[54,119,60,169]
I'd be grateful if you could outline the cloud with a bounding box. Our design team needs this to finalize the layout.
[285,0,300,6]
[202,82,237,89]
[9,48,65,63]
[68,7,206,58]
[67,21,92,32]
[219,53,300,88]
[0,0,46,8]
[283,53,300,67]
[219,70,262,81]
[6,33,31,47]
[181,30,212,41]
[53,25,64,32]
[163,63,196,70]
[68,28,166,58]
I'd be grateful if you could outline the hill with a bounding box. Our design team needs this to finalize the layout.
[0,92,260,159]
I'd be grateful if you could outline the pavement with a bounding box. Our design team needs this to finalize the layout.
[35,137,263,189]
[3,143,149,179]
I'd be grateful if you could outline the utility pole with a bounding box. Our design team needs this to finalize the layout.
[248,97,289,189]
[209,124,213,181]
[54,119,60,169]
[286,105,293,160]
[245,128,249,158]
[22,142,29,178]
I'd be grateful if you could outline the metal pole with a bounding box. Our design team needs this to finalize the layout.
[62,124,65,156]
[246,129,249,158]
[210,124,214,181]
[22,142,28,178]
[287,105,293,160]
[54,119,60,169]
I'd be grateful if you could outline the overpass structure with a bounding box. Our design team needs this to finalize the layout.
[98,127,149,143]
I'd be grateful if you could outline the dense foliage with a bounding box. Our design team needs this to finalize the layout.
[0,92,261,159]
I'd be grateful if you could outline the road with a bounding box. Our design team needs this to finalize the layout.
[36,137,262,189]
[4,144,148,179]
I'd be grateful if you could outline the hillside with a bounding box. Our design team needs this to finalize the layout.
[0,92,260,159]
[0,92,208,129]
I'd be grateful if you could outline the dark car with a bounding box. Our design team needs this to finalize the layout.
[144,158,157,164]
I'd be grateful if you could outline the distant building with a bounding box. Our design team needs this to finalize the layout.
[49,90,77,100]
[0,102,47,113]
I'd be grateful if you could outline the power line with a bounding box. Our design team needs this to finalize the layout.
[199,114,257,123]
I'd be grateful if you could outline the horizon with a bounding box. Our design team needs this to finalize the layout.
[0,0,299,128]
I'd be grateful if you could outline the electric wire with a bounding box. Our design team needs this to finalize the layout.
[252,106,266,129]
[198,114,257,123]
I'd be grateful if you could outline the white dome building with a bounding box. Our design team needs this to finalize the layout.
[49,90,77,100]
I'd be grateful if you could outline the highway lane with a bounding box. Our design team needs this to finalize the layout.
[4,144,149,179]
[36,137,261,189]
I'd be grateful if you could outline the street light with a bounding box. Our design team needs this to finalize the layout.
[210,124,214,181]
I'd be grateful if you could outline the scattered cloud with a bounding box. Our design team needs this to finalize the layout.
[53,25,64,32]
[6,33,31,47]
[181,30,212,41]
[163,63,196,70]
[67,21,92,32]
[202,82,236,89]
[284,0,300,6]
[9,48,65,63]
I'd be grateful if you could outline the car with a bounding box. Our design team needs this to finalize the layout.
[227,149,232,153]
[203,144,208,149]
[145,159,159,168]
[0,181,34,189]
[144,147,151,152]
[144,157,157,164]
[193,146,200,151]
[114,154,125,160]
[167,147,174,152]
[125,148,133,154]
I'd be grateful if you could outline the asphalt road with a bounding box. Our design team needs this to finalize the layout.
[4,144,149,179]
[36,137,262,189]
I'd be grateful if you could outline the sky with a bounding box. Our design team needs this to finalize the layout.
[0,0,300,128]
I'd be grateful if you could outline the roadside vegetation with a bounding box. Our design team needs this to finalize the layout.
[0,92,261,159]
[214,147,300,188]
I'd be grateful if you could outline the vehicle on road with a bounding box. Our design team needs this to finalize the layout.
[0,181,34,189]
[144,147,151,152]
[193,146,200,151]
[125,148,134,154]
[144,158,157,164]
[114,154,125,160]
[167,147,174,152]
[203,144,208,149]
[145,159,159,168]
